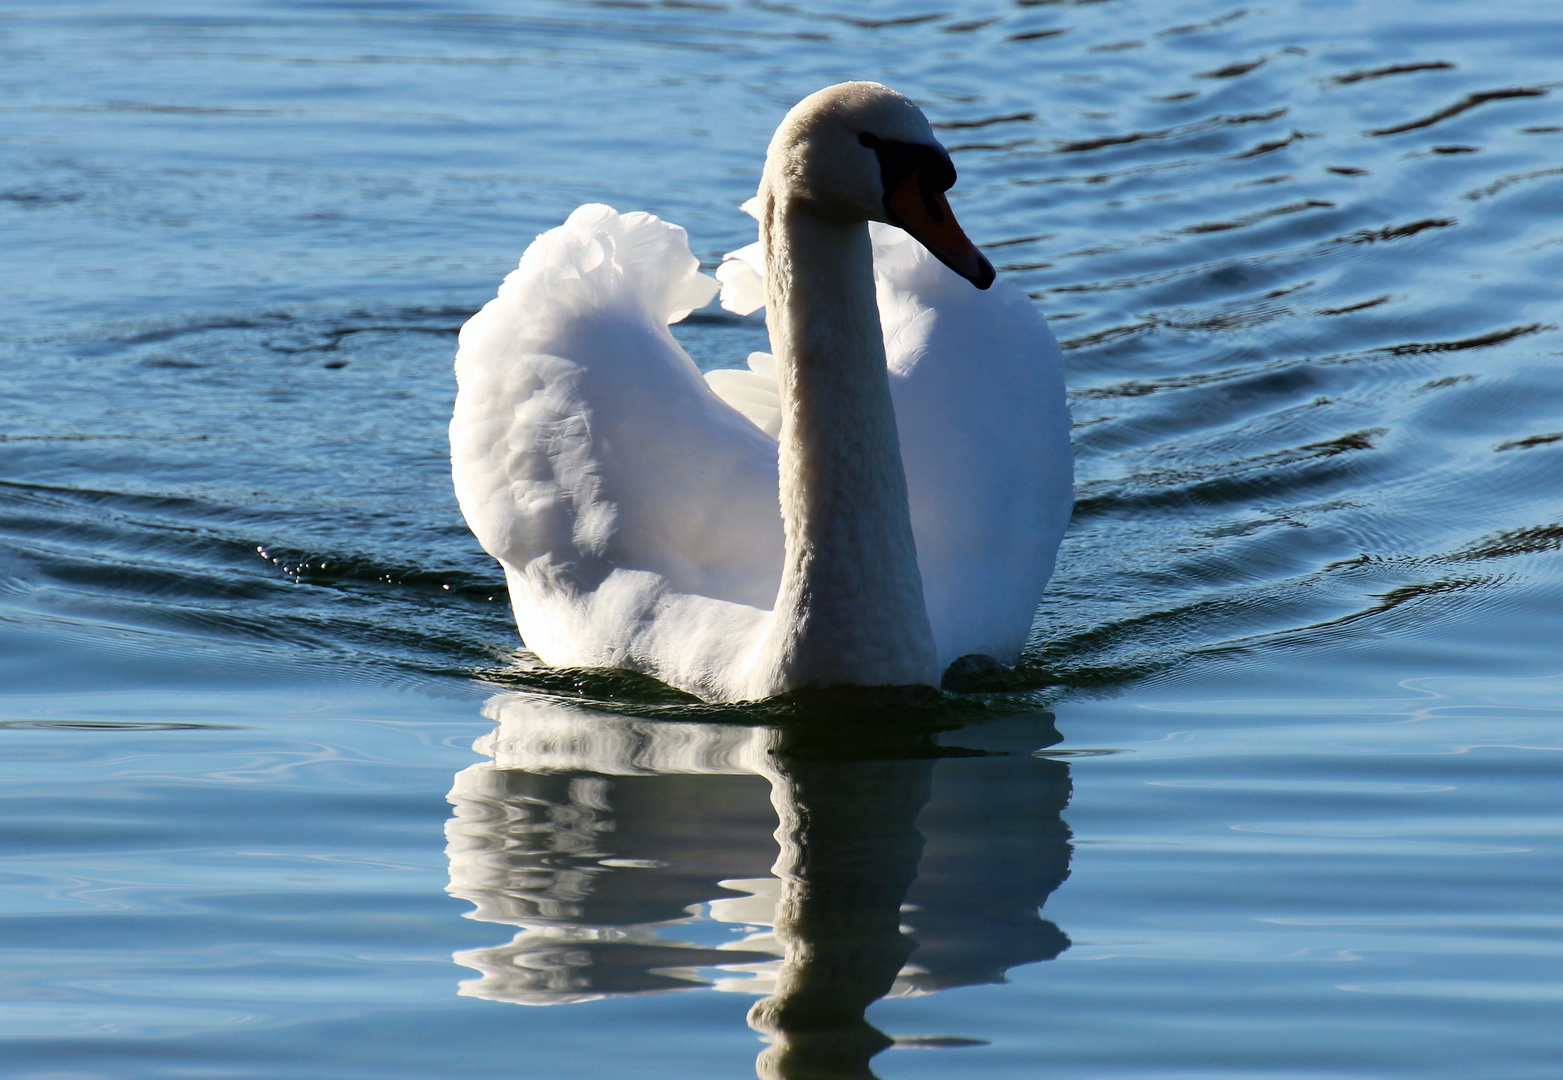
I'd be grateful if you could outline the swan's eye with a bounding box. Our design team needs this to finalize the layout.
[857,132,958,206]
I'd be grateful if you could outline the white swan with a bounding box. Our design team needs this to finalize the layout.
[450,82,1072,702]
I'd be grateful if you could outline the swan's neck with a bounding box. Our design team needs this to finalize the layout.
[753,194,938,694]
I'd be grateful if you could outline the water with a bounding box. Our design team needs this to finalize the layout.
[3,0,1562,1076]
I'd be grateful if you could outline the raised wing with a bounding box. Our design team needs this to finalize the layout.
[451,205,783,694]
[873,226,1074,667]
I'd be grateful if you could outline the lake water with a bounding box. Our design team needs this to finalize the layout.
[3,1,1562,1077]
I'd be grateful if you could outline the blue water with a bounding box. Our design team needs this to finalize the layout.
[3,1,1563,1076]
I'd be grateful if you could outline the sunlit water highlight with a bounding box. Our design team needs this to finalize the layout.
[2,1,1562,1077]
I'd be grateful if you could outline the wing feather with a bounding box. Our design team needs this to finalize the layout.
[452,206,782,695]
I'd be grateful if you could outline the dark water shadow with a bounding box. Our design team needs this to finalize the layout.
[445,690,1073,1079]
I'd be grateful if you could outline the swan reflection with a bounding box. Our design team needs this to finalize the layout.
[445,693,1073,1077]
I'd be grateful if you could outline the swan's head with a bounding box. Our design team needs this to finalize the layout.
[764,81,996,290]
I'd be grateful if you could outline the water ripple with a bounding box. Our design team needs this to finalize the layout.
[4,1,1563,1075]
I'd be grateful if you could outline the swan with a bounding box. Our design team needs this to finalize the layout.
[450,82,1072,702]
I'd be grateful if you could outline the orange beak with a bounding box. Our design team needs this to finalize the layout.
[886,170,995,289]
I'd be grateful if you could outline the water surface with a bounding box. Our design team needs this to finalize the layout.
[3,1,1562,1076]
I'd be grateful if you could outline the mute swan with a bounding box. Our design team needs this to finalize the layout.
[450,82,1072,702]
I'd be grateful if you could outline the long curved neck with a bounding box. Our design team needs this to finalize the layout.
[751,190,938,695]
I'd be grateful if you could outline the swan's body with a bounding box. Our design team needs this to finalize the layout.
[451,84,1072,702]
